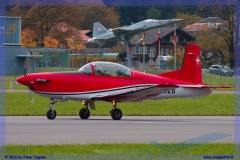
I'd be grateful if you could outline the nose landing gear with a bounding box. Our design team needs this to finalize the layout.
[46,100,57,120]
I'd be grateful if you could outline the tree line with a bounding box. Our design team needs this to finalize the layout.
[6,6,234,68]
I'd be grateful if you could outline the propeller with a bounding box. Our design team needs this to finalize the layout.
[25,52,35,104]
[10,81,19,89]
[28,89,35,104]
[10,62,19,89]
[24,52,31,76]
[13,52,35,104]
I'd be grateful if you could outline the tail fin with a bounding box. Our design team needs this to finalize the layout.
[159,43,202,84]
[92,22,108,37]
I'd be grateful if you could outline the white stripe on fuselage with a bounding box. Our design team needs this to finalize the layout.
[150,87,212,100]
[33,84,158,101]
[33,84,212,102]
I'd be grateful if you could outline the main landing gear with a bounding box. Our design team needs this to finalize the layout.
[46,99,123,120]
[79,101,90,119]
[46,100,57,120]
[79,100,123,120]
[110,100,122,120]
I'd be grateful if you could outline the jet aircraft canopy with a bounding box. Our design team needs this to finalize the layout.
[79,61,131,77]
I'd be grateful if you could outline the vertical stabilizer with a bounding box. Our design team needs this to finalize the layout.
[159,43,202,84]
[93,22,108,37]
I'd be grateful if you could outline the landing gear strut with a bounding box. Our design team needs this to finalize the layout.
[79,101,90,119]
[46,100,57,120]
[110,100,122,120]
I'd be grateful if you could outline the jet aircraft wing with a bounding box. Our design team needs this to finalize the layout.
[90,84,178,102]
[112,28,144,37]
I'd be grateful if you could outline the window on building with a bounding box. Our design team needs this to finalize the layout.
[166,48,170,55]
[170,35,173,42]
[160,48,164,55]
[139,46,142,54]
[146,46,150,53]
[150,47,156,54]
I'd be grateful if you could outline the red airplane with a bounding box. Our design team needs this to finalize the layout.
[17,43,230,120]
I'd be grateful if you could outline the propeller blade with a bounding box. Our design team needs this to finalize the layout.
[24,52,31,76]
[28,89,35,104]
[10,81,19,89]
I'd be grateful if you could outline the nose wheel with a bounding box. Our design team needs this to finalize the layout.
[46,100,57,120]
[46,109,57,120]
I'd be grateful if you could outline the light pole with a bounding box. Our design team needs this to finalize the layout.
[71,38,74,70]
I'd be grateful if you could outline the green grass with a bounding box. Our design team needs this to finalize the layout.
[202,72,234,87]
[6,93,234,116]
[5,143,235,158]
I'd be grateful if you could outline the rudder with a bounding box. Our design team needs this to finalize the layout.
[93,22,108,37]
[159,43,202,84]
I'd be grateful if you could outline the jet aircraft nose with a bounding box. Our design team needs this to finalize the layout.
[16,75,29,86]
[171,19,183,23]
[158,19,183,27]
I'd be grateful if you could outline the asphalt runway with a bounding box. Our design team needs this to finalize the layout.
[6,116,235,145]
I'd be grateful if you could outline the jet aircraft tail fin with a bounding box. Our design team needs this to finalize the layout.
[92,22,108,37]
[159,43,202,84]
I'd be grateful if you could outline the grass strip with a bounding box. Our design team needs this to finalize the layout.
[6,93,234,116]
[6,143,235,155]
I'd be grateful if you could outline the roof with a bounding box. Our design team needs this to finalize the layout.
[130,27,195,45]
[183,23,209,32]
[100,53,118,57]
[80,30,91,42]
[56,23,91,43]
[80,48,111,55]
[183,17,227,32]
[198,17,226,24]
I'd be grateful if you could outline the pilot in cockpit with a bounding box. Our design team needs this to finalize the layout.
[117,68,128,77]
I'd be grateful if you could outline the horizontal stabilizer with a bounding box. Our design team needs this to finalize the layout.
[178,84,233,88]
[200,85,233,89]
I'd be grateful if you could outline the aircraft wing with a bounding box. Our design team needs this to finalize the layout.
[89,84,178,102]
[112,27,144,37]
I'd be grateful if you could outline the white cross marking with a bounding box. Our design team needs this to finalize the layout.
[196,57,200,64]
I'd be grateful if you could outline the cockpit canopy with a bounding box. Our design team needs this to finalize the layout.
[78,62,131,77]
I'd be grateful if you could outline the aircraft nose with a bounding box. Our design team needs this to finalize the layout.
[16,75,29,86]
[172,19,183,23]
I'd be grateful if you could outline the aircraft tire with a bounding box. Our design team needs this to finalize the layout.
[46,109,57,120]
[79,108,90,119]
[111,108,122,120]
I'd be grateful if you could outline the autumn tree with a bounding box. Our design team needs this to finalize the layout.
[8,6,30,29]
[21,29,37,47]
[44,36,59,48]
[8,6,120,48]
[197,29,230,68]
[77,6,120,29]
[25,6,68,47]
[216,6,234,68]
[196,6,234,68]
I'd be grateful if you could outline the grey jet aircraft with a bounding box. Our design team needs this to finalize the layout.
[87,19,183,46]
